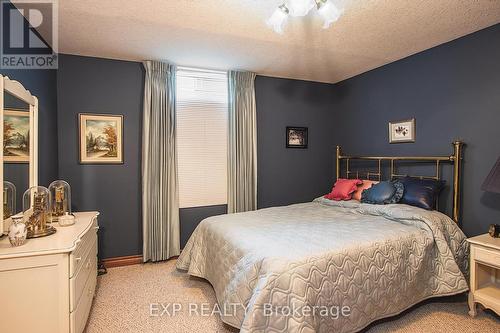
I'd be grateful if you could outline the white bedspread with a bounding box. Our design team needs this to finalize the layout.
[176,199,469,332]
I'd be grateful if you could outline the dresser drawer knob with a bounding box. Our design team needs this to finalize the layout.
[75,257,82,262]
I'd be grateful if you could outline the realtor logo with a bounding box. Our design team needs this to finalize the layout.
[1,0,58,69]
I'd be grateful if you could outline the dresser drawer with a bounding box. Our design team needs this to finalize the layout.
[70,217,98,277]
[70,263,97,333]
[70,238,97,312]
[474,246,500,268]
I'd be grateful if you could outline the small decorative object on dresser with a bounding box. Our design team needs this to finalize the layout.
[286,126,308,148]
[79,113,123,164]
[59,212,76,227]
[8,215,26,247]
[388,118,415,143]
[0,212,99,333]
[467,234,500,317]
[49,180,72,222]
[22,186,56,238]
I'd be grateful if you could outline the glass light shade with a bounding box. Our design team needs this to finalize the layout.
[287,0,315,17]
[3,181,16,220]
[49,180,72,221]
[23,186,53,238]
[317,0,343,29]
[267,5,289,34]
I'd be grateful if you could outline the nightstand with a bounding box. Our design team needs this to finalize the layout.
[467,234,500,317]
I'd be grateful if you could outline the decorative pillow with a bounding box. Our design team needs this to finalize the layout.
[352,180,379,201]
[399,177,445,210]
[324,178,362,201]
[361,180,404,205]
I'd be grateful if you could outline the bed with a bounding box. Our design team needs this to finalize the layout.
[177,142,469,333]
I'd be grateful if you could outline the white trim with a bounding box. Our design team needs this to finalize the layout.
[29,97,38,187]
[1,76,38,234]
[3,76,36,106]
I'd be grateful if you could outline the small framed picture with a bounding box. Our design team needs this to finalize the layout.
[286,127,308,149]
[3,109,30,163]
[389,118,415,144]
[79,113,123,164]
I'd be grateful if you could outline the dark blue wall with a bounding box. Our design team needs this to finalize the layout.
[256,76,337,208]
[57,55,144,259]
[330,24,500,237]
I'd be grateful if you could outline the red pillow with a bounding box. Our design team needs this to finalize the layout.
[352,180,379,201]
[324,179,362,201]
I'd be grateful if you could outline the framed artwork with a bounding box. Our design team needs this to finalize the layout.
[286,127,308,149]
[3,109,30,163]
[389,118,416,144]
[79,113,123,164]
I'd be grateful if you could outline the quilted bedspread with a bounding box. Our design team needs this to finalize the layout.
[176,198,469,333]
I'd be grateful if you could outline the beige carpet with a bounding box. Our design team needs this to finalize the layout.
[85,260,499,333]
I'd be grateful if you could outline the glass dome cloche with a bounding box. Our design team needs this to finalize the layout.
[3,181,16,220]
[23,186,56,238]
[48,180,72,222]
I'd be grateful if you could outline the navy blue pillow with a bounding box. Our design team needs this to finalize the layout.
[361,181,404,205]
[399,177,445,210]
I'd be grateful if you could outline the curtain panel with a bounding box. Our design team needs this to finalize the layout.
[228,71,257,213]
[142,60,180,262]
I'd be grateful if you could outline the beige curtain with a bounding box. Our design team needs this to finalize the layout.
[227,71,257,213]
[142,60,180,262]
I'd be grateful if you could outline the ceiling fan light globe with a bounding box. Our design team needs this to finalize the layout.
[267,7,289,34]
[317,1,343,29]
[287,0,316,17]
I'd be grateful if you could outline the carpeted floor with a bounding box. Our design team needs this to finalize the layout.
[85,260,499,333]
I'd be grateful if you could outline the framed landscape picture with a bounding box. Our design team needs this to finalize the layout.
[3,109,30,163]
[286,127,308,149]
[389,118,416,143]
[79,113,123,164]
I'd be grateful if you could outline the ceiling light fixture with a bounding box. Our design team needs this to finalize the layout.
[267,0,343,34]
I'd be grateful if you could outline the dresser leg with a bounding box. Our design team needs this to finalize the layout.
[468,292,477,317]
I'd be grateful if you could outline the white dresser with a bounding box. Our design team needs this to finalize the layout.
[0,212,99,333]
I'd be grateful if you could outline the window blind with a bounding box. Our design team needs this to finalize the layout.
[176,67,228,208]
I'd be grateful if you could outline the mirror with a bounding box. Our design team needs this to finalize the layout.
[4,92,30,219]
[1,75,38,234]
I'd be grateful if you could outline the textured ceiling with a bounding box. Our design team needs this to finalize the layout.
[57,0,500,83]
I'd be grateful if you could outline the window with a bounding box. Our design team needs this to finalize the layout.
[176,67,228,208]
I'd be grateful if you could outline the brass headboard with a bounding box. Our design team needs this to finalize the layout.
[335,141,464,224]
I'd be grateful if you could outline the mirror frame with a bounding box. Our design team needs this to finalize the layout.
[0,75,38,234]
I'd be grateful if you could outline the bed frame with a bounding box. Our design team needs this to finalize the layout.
[336,141,464,224]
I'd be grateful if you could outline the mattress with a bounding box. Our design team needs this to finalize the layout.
[176,198,469,333]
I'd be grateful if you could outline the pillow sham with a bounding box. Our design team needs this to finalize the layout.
[399,177,445,210]
[324,178,362,201]
[352,180,379,201]
[361,180,404,205]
